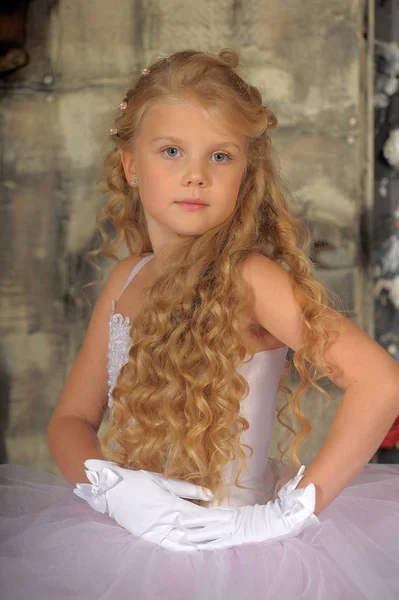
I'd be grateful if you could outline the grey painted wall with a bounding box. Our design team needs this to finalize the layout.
[0,0,369,473]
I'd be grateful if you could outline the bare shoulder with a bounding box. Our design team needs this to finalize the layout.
[240,252,305,351]
[50,253,149,428]
[240,254,399,392]
[102,253,150,299]
[239,253,290,316]
[241,252,291,287]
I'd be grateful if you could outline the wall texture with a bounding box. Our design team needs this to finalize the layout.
[0,0,369,473]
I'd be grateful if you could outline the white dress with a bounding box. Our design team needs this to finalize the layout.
[1,254,399,599]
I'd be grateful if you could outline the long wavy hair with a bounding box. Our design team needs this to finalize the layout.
[89,48,342,506]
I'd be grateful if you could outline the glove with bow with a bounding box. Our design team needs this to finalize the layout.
[169,465,320,550]
[73,459,214,552]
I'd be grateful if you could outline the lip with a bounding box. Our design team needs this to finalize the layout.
[176,198,207,206]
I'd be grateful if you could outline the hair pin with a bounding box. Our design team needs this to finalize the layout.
[119,101,127,110]
[141,67,150,76]
[109,128,118,136]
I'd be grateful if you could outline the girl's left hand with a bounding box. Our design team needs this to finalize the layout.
[169,466,320,550]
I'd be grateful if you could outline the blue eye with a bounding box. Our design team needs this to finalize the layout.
[212,152,231,163]
[163,147,180,158]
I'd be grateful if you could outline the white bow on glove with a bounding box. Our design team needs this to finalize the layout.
[170,465,320,550]
[73,459,213,552]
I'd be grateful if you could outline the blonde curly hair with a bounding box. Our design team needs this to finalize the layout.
[88,48,341,506]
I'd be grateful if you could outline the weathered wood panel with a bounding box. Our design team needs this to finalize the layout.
[0,0,368,473]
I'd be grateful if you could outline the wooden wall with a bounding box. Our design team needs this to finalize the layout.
[0,0,370,472]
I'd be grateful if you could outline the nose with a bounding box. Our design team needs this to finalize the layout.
[182,158,209,188]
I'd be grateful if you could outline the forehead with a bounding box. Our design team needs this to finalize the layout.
[138,100,245,145]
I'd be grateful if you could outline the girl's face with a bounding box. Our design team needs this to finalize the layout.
[120,100,247,251]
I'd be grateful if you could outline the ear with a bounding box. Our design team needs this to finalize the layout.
[119,149,137,183]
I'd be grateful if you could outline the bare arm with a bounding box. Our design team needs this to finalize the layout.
[242,255,399,513]
[47,256,141,486]
[47,417,105,485]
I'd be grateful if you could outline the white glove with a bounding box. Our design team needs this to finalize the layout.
[73,459,213,552]
[171,466,320,550]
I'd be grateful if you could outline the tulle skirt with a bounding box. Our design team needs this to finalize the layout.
[1,462,399,600]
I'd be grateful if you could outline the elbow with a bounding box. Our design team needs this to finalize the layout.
[381,376,399,413]
[46,414,86,456]
[47,414,60,457]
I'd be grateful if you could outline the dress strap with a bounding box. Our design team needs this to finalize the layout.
[113,254,155,311]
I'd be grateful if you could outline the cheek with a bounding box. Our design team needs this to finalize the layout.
[226,168,245,196]
[139,156,175,191]
[139,174,174,210]
[144,174,173,191]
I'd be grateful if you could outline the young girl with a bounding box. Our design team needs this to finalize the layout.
[1,48,399,599]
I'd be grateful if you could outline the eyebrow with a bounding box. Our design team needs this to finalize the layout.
[150,136,242,152]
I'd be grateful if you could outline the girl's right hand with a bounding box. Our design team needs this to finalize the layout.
[73,459,213,552]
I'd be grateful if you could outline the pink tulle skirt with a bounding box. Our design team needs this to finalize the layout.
[1,462,399,599]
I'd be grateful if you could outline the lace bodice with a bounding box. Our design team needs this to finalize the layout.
[106,254,288,507]
[107,301,133,409]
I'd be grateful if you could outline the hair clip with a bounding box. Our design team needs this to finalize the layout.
[109,128,118,136]
[119,101,127,110]
[141,67,150,76]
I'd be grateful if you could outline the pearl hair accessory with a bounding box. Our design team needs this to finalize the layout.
[110,67,150,137]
